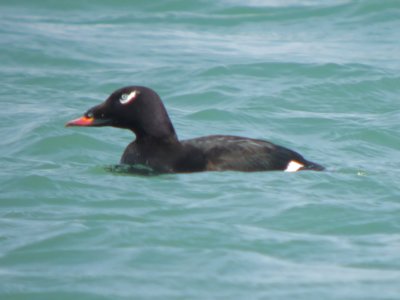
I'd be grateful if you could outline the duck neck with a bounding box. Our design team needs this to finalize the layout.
[133,126,179,146]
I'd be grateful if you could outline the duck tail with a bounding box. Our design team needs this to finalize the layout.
[302,160,325,171]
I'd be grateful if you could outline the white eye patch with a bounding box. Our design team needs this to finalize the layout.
[119,90,138,105]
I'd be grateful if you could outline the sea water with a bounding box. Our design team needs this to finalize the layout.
[1,0,400,299]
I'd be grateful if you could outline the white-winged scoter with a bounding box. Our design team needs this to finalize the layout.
[66,86,324,173]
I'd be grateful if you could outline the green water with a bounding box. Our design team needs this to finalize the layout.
[1,0,400,299]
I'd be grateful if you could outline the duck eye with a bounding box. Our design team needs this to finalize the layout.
[120,90,139,105]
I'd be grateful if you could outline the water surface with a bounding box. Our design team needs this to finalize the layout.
[1,0,400,299]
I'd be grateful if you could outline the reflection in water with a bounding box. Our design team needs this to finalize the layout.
[105,164,161,176]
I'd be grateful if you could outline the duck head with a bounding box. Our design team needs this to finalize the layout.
[66,86,177,140]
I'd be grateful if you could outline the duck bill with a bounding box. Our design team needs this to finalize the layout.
[65,116,111,127]
[65,116,94,127]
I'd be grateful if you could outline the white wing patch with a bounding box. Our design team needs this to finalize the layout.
[120,90,138,105]
[285,160,304,172]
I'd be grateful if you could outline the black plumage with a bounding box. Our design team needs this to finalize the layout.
[66,86,324,173]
